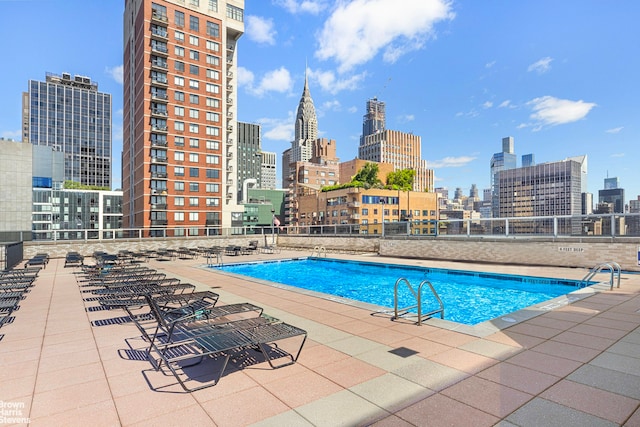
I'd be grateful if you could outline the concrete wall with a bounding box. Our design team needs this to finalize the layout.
[23,234,640,272]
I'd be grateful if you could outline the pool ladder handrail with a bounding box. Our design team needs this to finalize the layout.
[312,245,327,258]
[393,278,444,326]
[206,251,223,267]
[581,261,621,290]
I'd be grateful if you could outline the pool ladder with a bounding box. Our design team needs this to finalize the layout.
[580,261,621,290]
[392,278,444,326]
[312,245,327,258]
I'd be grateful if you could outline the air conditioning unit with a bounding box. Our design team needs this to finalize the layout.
[151,189,158,195]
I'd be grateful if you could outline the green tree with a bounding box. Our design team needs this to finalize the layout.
[352,162,381,188]
[386,169,415,191]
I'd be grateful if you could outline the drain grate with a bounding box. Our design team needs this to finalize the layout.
[388,347,419,358]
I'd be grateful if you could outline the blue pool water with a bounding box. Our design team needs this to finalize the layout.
[214,258,585,325]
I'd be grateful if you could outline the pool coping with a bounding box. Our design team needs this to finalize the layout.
[200,257,613,338]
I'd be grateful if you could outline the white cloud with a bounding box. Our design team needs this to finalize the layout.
[606,126,623,134]
[610,153,625,158]
[105,65,123,84]
[259,113,295,141]
[525,96,596,129]
[348,106,358,113]
[498,100,514,109]
[237,66,255,88]
[246,16,276,45]
[308,68,366,94]
[485,61,496,68]
[1,130,22,140]
[322,100,341,111]
[399,114,415,122]
[428,156,476,168]
[315,0,454,73]
[482,101,493,109]
[527,57,553,74]
[245,67,294,96]
[274,0,327,14]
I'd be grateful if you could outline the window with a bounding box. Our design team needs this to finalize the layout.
[151,2,167,20]
[189,94,199,104]
[174,121,184,132]
[206,197,219,207]
[206,140,219,150]
[206,126,219,136]
[174,76,184,86]
[174,91,184,101]
[205,54,219,66]
[189,212,199,221]
[206,169,219,179]
[189,50,199,61]
[189,79,199,89]
[174,212,184,221]
[189,65,199,75]
[174,196,184,206]
[175,10,185,27]
[189,35,199,46]
[175,31,184,42]
[190,0,200,6]
[189,183,199,192]
[362,208,369,215]
[206,21,220,38]
[206,69,219,80]
[174,136,185,146]
[174,46,184,56]
[208,0,218,12]
[206,112,219,122]
[175,61,185,72]
[189,138,199,148]
[206,98,219,108]
[206,83,219,94]
[189,197,199,206]
[189,109,199,119]
[174,151,185,161]
[189,15,199,31]
[174,166,185,176]
[226,4,244,22]
[205,154,219,164]
[205,183,219,192]
[206,40,220,52]
[175,181,185,191]
[174,106,184,116]
[189,123,199,133]
[189,153,199,162]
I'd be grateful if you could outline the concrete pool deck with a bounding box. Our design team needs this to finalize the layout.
[1,251,640,426]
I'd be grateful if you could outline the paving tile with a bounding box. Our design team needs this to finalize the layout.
[395,393,499,427]
[485,330,544,349]
[531,339,601,363]
[370,414,415,427]
[441,376,533,418]
[260,369,344,408]
[250,410,316,427]
[428,347,499,374]
[476,362,560,395]
[201,385,291,427]
[129,403,214,427]
[349,373,434,413]
[590,352,640,377]
[392,358,468,392]
[625,406,640,427]
[30,379,113,419]
[295,389,389,427]
[506,350,582,377]
[569,323,631,340]
[422,329,477,347]
[605,340,640,358]
[384,335,452,358]
[313,356,386,388]
[506,397,617,427]
[504,323,564,339]
[540,379,639,425]
[551,330,616,350]
[29,399,119,427]
[113,386,197,425]
[295,342,350,369]
[34,361,106,394]
[568,364,640,400]
[458,338,523,360]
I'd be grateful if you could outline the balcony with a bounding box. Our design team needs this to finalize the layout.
[347,201,361,208]
[151,11,168,24]
[151,60,168,70]
[151,172,168,179]
[150,139,168,147]
[150,156,168,164]
[151,77,168,87]
[151,125,168,133]
[151,92,168,102]
[226,151,233,159]
[226,165,233,173]
[151,44,169,56]
[150,28,168,40]
[226,84,233,92]
[226,179,233,186]
[226,138,233,146]
[226,97,233,105]
[150,203,168,210]
[350,214,360,220]
[150,220,168,226]
[226,111,233,118]
[227,71,233,80]
[151,109,168,117]
[226,124,233,132]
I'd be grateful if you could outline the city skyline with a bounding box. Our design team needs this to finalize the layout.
[1,1,638,202]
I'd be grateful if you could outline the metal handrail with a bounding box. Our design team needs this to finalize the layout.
[581,261,621,290]
[311,245,327,258]
[392,278,444,326]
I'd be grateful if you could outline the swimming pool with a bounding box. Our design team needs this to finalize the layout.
[214,258,589,325]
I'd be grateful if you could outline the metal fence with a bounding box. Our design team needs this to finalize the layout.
[26,213,640,242]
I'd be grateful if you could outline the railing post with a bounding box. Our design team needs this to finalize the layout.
[466,219,471,237]
[611,214,616,237]
[505,219,509,237]
[553,217,558,238]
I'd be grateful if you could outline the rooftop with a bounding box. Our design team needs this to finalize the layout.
[2,251,640,426]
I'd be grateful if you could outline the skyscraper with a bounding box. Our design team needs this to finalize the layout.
[490,136,517,217]
[122,0,244,233]
[237,121,260,202]
[599,177,625,213]
[24,72,112,188]
[361,97,385,143]
[282,73,318,187]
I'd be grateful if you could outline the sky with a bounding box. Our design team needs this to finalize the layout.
[1,0,639,203]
